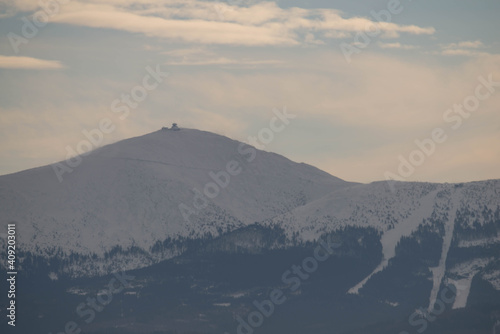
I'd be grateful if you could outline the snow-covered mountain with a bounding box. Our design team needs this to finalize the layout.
[0,128,350,264]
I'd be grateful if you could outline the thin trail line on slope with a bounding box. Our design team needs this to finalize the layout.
[107,157,218,172]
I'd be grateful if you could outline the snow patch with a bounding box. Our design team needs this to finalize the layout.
[482,270,500,290]
[228,292,246,299]
[213,303,231,307]
[67,287,87,296]
[458,236,500,248]
[447,278,473,309]
[428,189,461,311]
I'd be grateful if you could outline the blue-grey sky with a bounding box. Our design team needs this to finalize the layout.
[0,0,499,183]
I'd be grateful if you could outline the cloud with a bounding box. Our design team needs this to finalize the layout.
[52,4,298,46]
[0,0,41,17]
[443,40,484,50]
[440,49,487,57]
[378,42,418,50]
[162,48,212,58]
[31,0,436,46]
[0,55,65,69]
[323,31,352,39]
[438,40,489,57]
[316,11,434,36]
[162,47,282,66]
[165,57,282,66]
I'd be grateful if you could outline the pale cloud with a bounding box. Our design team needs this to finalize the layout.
[162,48,212,58]
[304,32,325,45]
[165,57,282,66]
[440,49,488,57]
[0,55,65,69]
[28,0,436,46]
[0,0,40,17]
[378,42,418,50]
[316,11,434,36]
[443,40,484,50]
[162,47,282,66]
[51,3,298,46]
[323,31,352,39]
[439,40,489,57]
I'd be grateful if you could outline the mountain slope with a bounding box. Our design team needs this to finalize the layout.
[268,179,500,305]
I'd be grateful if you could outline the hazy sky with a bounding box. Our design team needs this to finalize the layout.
[0,0,499,183]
